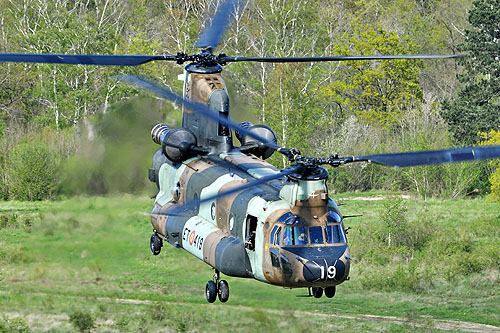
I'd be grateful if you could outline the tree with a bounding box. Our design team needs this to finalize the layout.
[320,21,424,129]
[440,0,500,145]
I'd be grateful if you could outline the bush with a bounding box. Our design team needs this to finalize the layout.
[5,142,57,200]
[7,317,29,333]
[0,317,29,333]
[380,198,409,247]
[0,138,9,200]
[479,131,500,202]
[69,310,95,332]
[151,302,169,321]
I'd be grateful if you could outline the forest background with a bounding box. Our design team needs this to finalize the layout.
[0,0,499,202]
[0,1,499,330]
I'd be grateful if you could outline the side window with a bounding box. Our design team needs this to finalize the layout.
[309,226,324,245]
[270,226,278,246]
[270,248,280,267]
[327,210,341,223]
[326,225,346,244]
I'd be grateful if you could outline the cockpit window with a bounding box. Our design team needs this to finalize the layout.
[278,212,301,225]
[327,210,342,223]
[276,227,281,246]
[309,226,324,244]
[294,226,308,245]
[326,224,346,244]
[282,226,308,245]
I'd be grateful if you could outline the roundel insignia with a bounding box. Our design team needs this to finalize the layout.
[210,202,216,220]
[189,230,196,245]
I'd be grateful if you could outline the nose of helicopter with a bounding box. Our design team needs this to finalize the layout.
[302,256,347,282]
[282,245,350,283]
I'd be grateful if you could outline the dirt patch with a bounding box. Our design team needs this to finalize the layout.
[3,295,499,332]
[94,296,500,332]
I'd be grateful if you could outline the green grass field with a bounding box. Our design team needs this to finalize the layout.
[1,194,499,332]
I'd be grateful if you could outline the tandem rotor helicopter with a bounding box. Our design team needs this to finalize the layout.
[1,0,500,304]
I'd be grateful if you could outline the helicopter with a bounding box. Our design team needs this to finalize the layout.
[1,0,500,304]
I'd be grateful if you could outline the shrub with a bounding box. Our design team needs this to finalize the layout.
[69,310,95,332]
[151,302,169,321]
[7,317,29,333]
[479,130,500,202]
[0,243,26,264]
[0,317,29,333]
[5,142,57,200]
[380,198,409,247]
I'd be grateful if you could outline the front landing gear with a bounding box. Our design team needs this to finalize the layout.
[312,287,323,298]
[150,231,163,255]
[324,286,336,298]
[206,270,229,303]
[308,286,336,298]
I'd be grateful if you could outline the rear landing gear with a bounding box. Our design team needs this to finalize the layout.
[150,232,163,255]
[206,270,229,303]
[206,280,217,303]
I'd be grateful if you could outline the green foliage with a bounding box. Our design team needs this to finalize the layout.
[0,117,4,139]
[0,243,26,264]
[69,310,95,332]
[479,130,500,202]
[1,196,500,329]
[0,213,33,232]
[5,142,57,200]
[350,196,500,292]
[441,0,500,145]
[61,97,166,195]
[150,302,169,321]
[321,21,423,129]
[5,317,29,333]
[0,317,29,333]
[380,198,409,247]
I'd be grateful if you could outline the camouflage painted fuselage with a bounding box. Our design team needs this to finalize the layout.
[150,152,351,288]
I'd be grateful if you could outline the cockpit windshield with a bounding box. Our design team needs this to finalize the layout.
[283,226,308,245]
[271,210,346,247]
[309,226,323,244]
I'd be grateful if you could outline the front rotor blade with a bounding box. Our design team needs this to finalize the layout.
[0,53,176,66]
[116,75,282,151]
[221,54,458,63]
[195,0,240,49]
[168,165,299,216]
[350,145,500,168]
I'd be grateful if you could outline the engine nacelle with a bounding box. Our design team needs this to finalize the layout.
[235,122,277,160]
[151,124,198,163]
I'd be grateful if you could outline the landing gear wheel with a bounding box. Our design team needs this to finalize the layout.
[324,286,336,298]
[206,280,217,303]
[217,280,229,303]
[312,287,323,298]
[150,233,163,255]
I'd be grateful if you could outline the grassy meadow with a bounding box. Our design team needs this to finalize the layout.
[0,193,499,332]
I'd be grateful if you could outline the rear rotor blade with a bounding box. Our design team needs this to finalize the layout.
[195,1,241,50]
[221,54,458,63]
[115,74,282,151]
[0,53,176,66]
[348,145,500,168]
